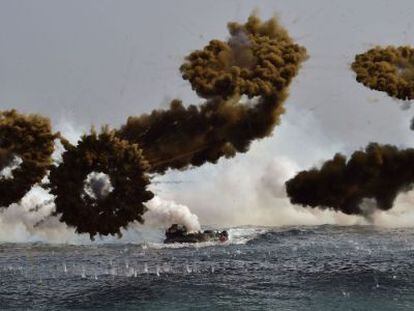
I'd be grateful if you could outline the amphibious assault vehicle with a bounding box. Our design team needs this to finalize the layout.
[164,224,229,244]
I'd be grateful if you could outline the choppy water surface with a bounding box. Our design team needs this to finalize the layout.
[1,225,414,310]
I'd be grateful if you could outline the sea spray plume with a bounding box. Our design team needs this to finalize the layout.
[352,46,414,100]
[286,143,414,215]
[144,196,201,232]
[48,128,153,238]
[118,14,307,173]
[0,110,55,207]
[0,186,73,243]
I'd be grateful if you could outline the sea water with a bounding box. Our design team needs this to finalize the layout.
[1,225,414,310]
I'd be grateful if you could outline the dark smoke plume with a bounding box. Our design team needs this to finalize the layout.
[0,110,55,207]
[118,96,286,173]
[0,14,307,238]
[118,14,307,173]
[48,129,153,238]
[352,46,414,100]
[180,15,306,99]
[286,143,414,215]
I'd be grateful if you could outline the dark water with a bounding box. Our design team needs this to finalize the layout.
[1,225,414,310]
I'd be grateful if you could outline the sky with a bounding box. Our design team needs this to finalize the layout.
[1,0,414,226]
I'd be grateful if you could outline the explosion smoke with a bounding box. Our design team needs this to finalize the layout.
[0,110,55,207]
[48,129,153,238]
[0,14,307,238]
[118,14,307,173]
[118,96,287,173]
[352,46,414,100]
[288,45,414,217]
[286,143,414,215]
[181,15,305,99]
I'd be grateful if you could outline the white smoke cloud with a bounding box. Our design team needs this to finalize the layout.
[367,190,414,228]
[144,196,201,232]
[0,185,164,244]
[153,110,365,228]
[0,186,81,243]
[155,125,414,229]
[83,172,114,200]
[0,155,22,179]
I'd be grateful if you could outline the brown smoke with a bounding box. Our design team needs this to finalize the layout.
[0,110,55,207]
[0,14,307,238]
[118,95,286,173]
[286,143,414,215]
[293,46,414,216]
[48,129,153,238]
[352,46,414,100]
[180,15,306,99]
[118,14,307,173]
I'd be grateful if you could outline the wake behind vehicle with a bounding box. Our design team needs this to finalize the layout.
[164,224,229,244]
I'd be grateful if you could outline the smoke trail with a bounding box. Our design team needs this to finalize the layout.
[144,196,201,232]
[117,14,307,174]
[118,95,286,173]
[286,143,414,216]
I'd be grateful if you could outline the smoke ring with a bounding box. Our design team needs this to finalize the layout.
[48,129,154,238]
[0,110,55,207]
[352,46,414,100]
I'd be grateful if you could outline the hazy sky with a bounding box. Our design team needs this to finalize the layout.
[1,0,414,164]
[2,0,414,225]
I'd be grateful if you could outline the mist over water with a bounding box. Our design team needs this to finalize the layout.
[1,115,413,245]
